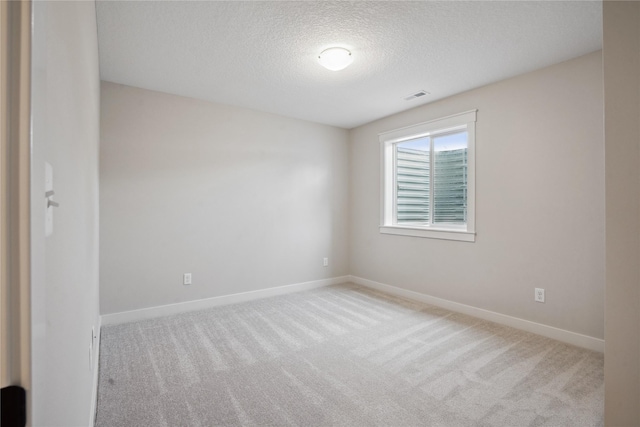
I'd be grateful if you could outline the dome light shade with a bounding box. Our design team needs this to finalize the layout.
[318,47,353,71]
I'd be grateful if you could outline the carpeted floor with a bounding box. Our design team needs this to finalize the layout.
[95,283,603,426]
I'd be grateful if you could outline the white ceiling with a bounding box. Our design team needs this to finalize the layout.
[96,1,602,129]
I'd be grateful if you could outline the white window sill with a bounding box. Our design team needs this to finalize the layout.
[379,225,476,242]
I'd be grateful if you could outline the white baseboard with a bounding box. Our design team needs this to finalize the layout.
[99,274,604,352]
[89,315,101,426]
[101,276,349,326]
[348,275,604,353]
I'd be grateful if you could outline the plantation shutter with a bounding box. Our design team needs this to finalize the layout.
[395,140,467,226]
[433,148,467,224]
[396,147,429,224]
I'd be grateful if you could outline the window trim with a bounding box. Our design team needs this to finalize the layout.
[379,110,477,242]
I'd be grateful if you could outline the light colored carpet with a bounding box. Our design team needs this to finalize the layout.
[95,283,603,427]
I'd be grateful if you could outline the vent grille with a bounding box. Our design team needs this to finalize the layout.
[404,90,430,101]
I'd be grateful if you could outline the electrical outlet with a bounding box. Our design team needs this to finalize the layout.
[323,257,328,267]
[535,288,545,303]
[183,273,192,285]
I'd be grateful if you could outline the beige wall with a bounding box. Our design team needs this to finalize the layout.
[30,1,101,425]
[1,0,32,393]
[0,1,31,405]
[100,82,349,314]
[349,52,605,340]
[603,2,640,425]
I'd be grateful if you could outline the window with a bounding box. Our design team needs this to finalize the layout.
[380,110,476,242]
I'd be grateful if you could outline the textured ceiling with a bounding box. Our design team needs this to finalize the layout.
[96,1,602,129]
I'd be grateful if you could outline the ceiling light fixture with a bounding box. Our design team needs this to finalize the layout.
[318,47,353,71]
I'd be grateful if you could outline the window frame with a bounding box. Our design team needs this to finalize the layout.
[379,110,477,242]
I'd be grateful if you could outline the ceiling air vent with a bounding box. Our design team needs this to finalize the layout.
[404,90,430,101]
